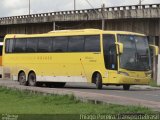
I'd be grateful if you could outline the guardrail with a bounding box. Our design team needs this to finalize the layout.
[0,3,159,21]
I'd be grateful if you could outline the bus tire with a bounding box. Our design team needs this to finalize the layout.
[95,73,103,89]
[18,72,27,86]
[123,85,130,90]
[53,82,66,88]
[28,72,37,86]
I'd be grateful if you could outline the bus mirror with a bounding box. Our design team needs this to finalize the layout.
[149,44,159,56]
[115,42,123,54]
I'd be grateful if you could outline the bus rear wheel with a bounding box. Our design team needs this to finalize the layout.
[18,72,27,86]
[123,85,130,90]
[95,73,103,89]
[28,72,37,86]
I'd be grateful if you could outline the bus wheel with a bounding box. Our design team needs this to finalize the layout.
[123,85,130,90]
[28,72,37,86]
[18,72,27,86]
[95,73,102,89]
[53,82,66,88]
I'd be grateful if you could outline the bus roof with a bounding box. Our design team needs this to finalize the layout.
[4,29,145,38]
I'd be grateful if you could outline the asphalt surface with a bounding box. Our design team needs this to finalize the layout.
[0,80,160,111]
[66,83,160,103]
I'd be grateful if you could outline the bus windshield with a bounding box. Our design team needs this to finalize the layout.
[118,34,151,71]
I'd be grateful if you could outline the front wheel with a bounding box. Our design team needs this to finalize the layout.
[95,73,103,89]
[123,85,130,90]
[28,72,37,86]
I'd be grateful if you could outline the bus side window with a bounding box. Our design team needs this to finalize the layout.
[14,38,26,53]
[37,38,52,52]
[68,36,84,52]
[26,38,38,53]
[5,39,10,53]
[103,34,117,70]
[5,39,14,53]
[84,35,100,52]
[53,37,68,52]
[0,45,2,56]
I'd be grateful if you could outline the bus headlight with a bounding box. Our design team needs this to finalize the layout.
[118,71,129,76]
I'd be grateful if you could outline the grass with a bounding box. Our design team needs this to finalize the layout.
[149,80,160,87]
[0,87,158,120]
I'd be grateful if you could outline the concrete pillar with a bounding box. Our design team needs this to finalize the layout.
[157,19,160,85]
[152,37,157,81]
[149,36,157,81]
[157,36,160,85]
[53,21,56,31]
[102,19,105,30]
[157,54,160,85]
[101,4,105,30]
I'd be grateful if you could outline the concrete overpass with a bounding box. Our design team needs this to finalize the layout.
[0,4,160,36]
[0,3,160,82]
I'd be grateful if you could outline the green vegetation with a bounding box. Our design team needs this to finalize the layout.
[0,87,158,120]
[149,80,160,87]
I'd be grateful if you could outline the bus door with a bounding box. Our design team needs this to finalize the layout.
[103,34,118,83]
[0,41,3,78]
[0,42,3,66]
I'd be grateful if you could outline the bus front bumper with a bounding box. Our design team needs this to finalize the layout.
[117,75,151,85]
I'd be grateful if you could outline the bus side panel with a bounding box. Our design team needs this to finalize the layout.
[3,52,108,84]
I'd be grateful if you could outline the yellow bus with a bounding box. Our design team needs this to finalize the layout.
[2,29,158,90]
[0,37,3,66]
[0,42,3,66]
[0,41,3,78]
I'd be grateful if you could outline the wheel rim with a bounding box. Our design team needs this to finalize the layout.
[95,73,102,89]
[29,73,36,86]
[96,74,100,82]
[19,73,26,85]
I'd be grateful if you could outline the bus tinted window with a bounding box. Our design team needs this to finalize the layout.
[9,39,14,53]
[0,46,2,55]
[53,37,68,52]
[103,34,117,70]
[26,38,38,52]
[14,39,26,53]
[68,36,84,52]
[84,35,100,52]
[0,37,3,42]
[38,38,52,52]
[5,39,10,53]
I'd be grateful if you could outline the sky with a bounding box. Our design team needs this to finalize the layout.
[0,0,160,17]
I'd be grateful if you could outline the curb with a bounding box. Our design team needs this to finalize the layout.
[133,85,160,90]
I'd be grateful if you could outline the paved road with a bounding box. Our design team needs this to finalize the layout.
[0,80,160,111]
[66,83,160,103]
